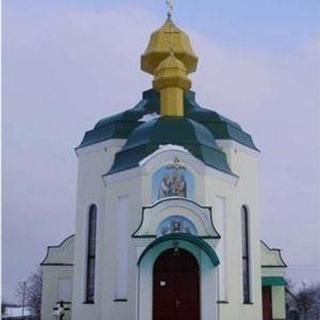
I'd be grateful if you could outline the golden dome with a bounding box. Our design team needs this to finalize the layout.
[153,52,191,91]
[141,18,198,75]
[156,51,187,74]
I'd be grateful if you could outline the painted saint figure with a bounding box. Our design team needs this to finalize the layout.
[153,161,194,202]
[158,175,172,198]
[158,173,187,199]
[173,174,186,197]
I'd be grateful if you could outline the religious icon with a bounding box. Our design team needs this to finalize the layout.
[157,216,197,237]
[158,175,173,199]
[172,174,186,197]
[157,159,187,199]
[171,220,182,233]
[152,159,194,202]
[158,174,187,198]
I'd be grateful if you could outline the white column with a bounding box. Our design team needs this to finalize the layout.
[201,252,218,320]
[114,195,129,299]
[216,196,227,301]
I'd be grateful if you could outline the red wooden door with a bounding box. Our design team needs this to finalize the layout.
[262,286,272,320]
[153,248,200,320]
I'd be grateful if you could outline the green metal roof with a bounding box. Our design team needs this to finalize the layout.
[77,89,258,175]
[137,233,220,266]
[184,91,258,150]
[262,277,287,286]
[108,117,232,175]
[77,90,160,149]
[77,89,258,151]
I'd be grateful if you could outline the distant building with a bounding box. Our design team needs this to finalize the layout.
[40,11,287,320]
[2,306,32,319]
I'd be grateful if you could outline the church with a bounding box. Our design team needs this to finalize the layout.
[40,12,287,320]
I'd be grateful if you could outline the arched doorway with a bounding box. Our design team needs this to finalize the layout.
[153,248,200,320]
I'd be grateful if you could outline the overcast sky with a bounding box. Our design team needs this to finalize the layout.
[3,0,320,302]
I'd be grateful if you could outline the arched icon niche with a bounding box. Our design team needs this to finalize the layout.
[156,215,197,237]
[152,159,195,202]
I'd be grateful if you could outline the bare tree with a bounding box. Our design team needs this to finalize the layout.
[1,302,7,315]
[16,268,42,320]
[295,283,320,320]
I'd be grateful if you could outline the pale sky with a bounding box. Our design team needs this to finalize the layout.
[3,0,320,302]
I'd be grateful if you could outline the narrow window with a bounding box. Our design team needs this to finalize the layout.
[86,204,97,303]
[241,205,250,303]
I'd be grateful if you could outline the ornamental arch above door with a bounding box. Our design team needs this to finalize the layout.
[132,198,220,240]
[137,233,219,320]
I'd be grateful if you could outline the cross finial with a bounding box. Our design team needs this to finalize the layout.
[166,0,174,18]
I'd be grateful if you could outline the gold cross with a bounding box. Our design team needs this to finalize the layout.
[167,158,185,171]
[166,0,174,18]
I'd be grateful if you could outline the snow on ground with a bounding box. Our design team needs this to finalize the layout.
[2,306,32,318]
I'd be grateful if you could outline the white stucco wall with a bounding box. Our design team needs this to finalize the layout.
[272,286,286,320]
[213,140,262,320]
[41,266,73,320]
[71,139,125,320]
[41,235,75,320]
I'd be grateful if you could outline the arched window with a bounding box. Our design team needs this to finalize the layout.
[86,204,97,303]
[241,206,251,303]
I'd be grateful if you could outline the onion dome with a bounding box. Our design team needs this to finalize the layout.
[108,117,232,175]
[153,52,191,92]
[141,17,198,75]
[152,52,191,117]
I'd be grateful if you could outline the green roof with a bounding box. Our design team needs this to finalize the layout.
[77,89,258,175]
[137,233,220,266]
[108,117,232,175]
[77,89,258,151]
[184,91,258,150]
[77,90,160,149]
[262,277,287,286]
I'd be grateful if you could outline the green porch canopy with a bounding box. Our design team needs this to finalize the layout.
[137,233,220,266]
[262,276,287,286]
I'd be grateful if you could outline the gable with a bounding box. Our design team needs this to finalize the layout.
[260,240,286,268]
[41,235,75,266]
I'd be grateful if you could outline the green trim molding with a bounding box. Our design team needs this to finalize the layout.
[137,233,220,266]
[262,277,287,286]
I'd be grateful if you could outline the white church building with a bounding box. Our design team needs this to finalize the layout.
[41,14,287,320]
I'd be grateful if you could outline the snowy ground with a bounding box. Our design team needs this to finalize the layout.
[2,306,32,318]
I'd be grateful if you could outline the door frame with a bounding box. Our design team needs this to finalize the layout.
[137,239,218,320]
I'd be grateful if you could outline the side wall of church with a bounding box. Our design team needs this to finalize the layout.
[71,140,125,320]
[101,168,144,319]
[209,141,262,320]
[41,265,73,320]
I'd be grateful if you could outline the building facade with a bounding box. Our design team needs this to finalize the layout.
[41,16,287,320]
